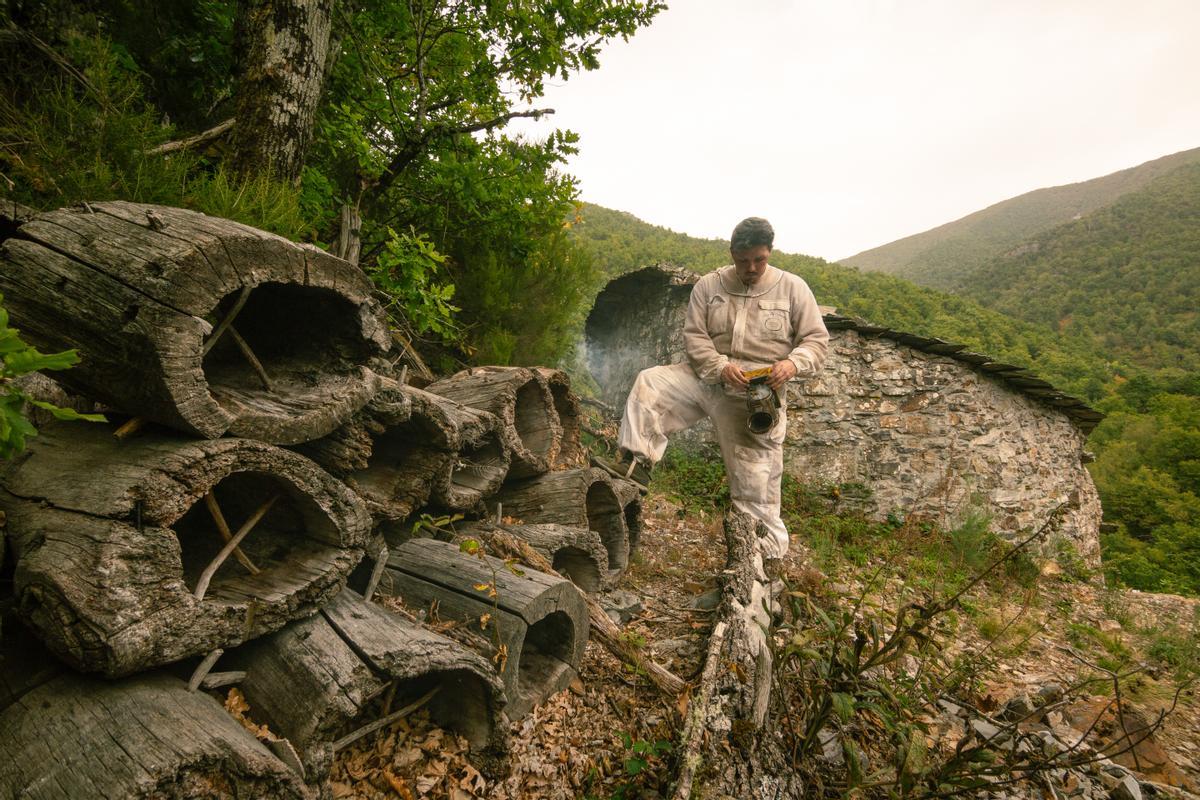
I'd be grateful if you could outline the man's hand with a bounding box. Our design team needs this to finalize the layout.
[721,362,749,390]
[766,359,798,390]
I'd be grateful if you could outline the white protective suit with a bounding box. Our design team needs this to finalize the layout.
[618,263,829,556]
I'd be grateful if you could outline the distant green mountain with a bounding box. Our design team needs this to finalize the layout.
[840,147,1200,290]
[959,161,1200,373]
[572,203,1112,400]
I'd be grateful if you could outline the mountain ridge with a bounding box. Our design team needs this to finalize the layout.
[839,146,1200,288]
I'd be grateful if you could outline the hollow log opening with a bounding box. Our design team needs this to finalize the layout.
[550,547,602,594]
[370,669,494,750]
[173,470,342,602]
[449,435,507,493]
[202,283,373,419]
[518,610,575,700]
[348,427,418,501]
[585,482,628,573]
[513,380,555,464]
[623,497,643,556]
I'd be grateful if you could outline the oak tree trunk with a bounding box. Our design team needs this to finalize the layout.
[230,0,334,184]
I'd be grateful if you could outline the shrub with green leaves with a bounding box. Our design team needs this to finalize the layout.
[368,227,462,346]
[0,297,104,458]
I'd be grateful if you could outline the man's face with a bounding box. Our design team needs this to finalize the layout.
[732,245,771,286]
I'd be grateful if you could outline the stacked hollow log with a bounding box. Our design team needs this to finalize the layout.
[0,203,635,797]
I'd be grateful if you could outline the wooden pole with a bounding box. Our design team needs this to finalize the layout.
[228,327,273,392]
[193,494,280,602]
[204,492,260,575]
[201,285,252,355]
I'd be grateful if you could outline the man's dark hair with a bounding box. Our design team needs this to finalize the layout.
[730,217,774,252]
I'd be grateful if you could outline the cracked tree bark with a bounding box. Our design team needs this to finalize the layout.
[672,510,801,800]
[230,0,334,184]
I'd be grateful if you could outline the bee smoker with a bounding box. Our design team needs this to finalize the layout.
[745,373,780,434]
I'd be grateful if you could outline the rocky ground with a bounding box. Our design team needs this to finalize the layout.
[252,489,1200,800]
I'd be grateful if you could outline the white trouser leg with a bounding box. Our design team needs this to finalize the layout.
[709,391,789,558]
[618,363,711,462]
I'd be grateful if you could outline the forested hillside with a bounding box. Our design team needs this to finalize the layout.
[573,203,1200,596]
[840,147,1200,289]
[961,161,1200,373]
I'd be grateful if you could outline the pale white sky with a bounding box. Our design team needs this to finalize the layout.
[510,0,1200,261]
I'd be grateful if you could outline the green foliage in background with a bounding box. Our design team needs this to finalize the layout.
[369,228,461,343]
[0,297,104,459]
[1091,378,1200,595]
[0,25,315,239]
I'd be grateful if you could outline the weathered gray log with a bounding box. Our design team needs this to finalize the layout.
[0,671,311,799]
[296,382,509,520]
[290,375,414,477]
[497,467,630,580]
[382,537,589,720]
[472,529,686,699]
[0,422,369,676]
[611,476,645,561]
[461,521,608,594]
[0,609,64,714]
[429,366,559,478]
[0,201,390,443]
[672,510,789,800]
[534,367,585,469]
[11,372,98,428]
[235,589,505,783]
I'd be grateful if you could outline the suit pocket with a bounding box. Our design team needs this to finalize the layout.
[759,300,791,340]
[706,295,731,334]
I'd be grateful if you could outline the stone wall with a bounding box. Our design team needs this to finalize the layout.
[585,266,1103,566]
[787,329,1102,564]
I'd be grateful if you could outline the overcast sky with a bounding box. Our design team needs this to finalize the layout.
[510,0,1200,261]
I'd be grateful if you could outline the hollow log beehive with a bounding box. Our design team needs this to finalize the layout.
[0,671,310,799]
[0,201,390,443]
[497,467,632,582]
[235,589,505,781]
[428,366,559,478]
[461,521,608,594]
[0,423,370,676]
[610,476,644,561]
[380,538,589,720]
[534,367,586,469]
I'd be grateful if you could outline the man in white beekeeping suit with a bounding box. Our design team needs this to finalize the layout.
[602,217,829,558]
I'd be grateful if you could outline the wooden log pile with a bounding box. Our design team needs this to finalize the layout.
[0,203,641,797]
